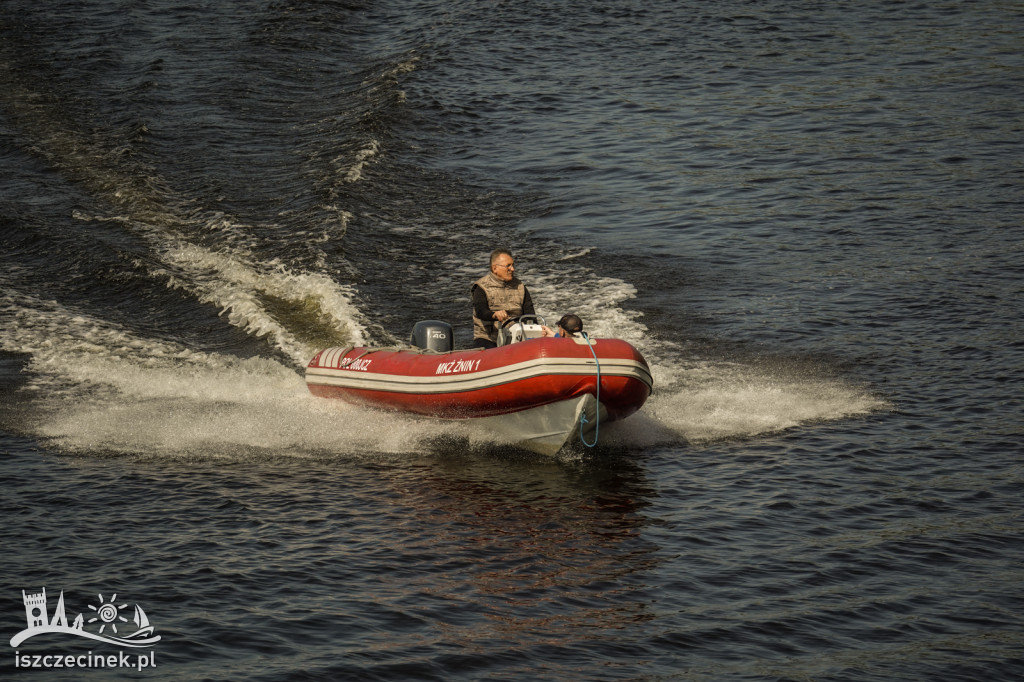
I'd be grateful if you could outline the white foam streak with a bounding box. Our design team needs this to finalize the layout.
[3,295,201,370]
[1,293,441,458]
[342,139,380,182]
[156,240,366,365]
[647,369,886,444]
[37,384,448,459]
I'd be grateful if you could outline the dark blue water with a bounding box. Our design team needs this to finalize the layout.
[2,1,1022,679]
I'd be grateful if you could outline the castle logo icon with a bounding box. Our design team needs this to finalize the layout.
[11,588,161,649]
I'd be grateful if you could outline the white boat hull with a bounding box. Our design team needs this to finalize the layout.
[464,393,607,456]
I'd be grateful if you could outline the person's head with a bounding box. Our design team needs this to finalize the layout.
[490,249,516,282]
[557,314,583,337]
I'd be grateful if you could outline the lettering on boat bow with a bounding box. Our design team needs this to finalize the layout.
[435,359,482,375]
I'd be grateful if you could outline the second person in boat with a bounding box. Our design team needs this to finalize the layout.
[541,314,584,339]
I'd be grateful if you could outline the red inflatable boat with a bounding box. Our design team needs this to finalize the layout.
[305,318,653,455]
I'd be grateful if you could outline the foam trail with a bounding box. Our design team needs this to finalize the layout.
[525,260,887,446]
[35,382,455,460]
[342,139,380,182]
[1,290,445,458]
[645,362,885,445]
[1,71,369,367]
[153,238,366,365]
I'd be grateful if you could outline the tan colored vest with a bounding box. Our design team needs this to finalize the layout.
[472,273,526,343]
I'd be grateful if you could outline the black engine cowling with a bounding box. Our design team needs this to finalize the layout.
[410,320,453,352]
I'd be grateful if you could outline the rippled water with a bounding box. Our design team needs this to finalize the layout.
[2,1,1022,680]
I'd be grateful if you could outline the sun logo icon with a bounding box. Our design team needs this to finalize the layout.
[87,593,128,634]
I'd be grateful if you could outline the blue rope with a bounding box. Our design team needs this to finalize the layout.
[579,331,601,447]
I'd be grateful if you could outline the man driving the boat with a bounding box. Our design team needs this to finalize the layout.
[471,248,536,349]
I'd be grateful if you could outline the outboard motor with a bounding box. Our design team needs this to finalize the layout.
[410,320,454,352]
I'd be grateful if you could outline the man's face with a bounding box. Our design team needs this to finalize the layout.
[492,255,515,282]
